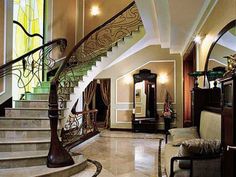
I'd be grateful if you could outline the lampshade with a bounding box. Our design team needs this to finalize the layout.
[188,71,205,78]
[207,70,224,81]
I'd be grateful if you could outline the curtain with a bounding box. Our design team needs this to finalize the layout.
[83,80,97,126]
[100,79,110,129]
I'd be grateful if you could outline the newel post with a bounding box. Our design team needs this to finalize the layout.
[47,80,74,168]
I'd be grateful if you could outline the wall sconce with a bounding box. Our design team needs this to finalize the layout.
[91,6,100,16]
[159,73,168,84]
[124,74,133,85]
[194,35,202,44]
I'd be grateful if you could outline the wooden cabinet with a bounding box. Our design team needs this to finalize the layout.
[191,87,221,128]
[221,76,236,177]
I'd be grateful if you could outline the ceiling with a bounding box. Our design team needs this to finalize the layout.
[107,0,218,68]
[135,0,218,54]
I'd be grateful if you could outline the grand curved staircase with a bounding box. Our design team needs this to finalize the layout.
[0,1,144,176]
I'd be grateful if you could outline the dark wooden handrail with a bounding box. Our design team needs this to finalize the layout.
[0,38,67,72]
[52,1,136,82]
[13,20,43,40]
[47,1,141,168]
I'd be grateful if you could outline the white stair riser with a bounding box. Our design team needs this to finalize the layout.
[14,101,66,109]
[0,157,46,169]
[0,119,62,128]
[0,130,54,139]
[0,142,49,152]
[5,109,65,117]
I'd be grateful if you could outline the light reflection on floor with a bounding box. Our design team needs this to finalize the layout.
[72,131,164,177]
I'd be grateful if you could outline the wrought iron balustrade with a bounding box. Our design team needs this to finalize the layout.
[61,106,98,151]
[0,38,67,97]
[48,1,143,167]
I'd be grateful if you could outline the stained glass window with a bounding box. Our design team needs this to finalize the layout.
[12,0,44,99]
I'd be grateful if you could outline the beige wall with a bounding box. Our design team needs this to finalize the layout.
[198,0,236,86]
[0,1,4,93]
[96,45,183,129]
[84,0,132,35]
[52,0,77,54]
[116,62,175,104]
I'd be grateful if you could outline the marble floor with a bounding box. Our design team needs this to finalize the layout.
[72,130,165,177]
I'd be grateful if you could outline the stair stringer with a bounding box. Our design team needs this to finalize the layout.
[63,27,145,121]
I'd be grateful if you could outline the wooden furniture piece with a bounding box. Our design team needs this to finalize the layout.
[191,87,221,128]
[221,74,236,177]
[132,69,158,133]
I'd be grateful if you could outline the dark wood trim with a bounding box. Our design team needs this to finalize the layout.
[0,38,67,71]
[204,20,236,86]
[0,97,12,116]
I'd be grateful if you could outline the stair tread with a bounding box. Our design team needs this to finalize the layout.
[14,99,70,102]
[0,127,53,131]
[0,137,50,144]
[0,150,48,160]
[0,155,86,176]
[5,107,67,110]
[0,116,64,120]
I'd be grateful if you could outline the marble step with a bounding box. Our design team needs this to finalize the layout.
[0,117,62,128]
[0,154,87,175]
[14,100,67,109]
[33,87,50,94]
[33,86,74,94]
[0,128,56,139]
[25,93,70,101]
[0,150,47,168]
[5,107,66,117]
[0,137,50,152]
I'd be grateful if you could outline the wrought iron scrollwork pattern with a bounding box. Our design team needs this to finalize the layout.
[55,2,142,100]
[48,1,143,167]
[0,39,67,96]
[61,109,98,150]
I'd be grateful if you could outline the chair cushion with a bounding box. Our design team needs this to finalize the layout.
[178,139,221,169]
[169,127,200,146]
[199,111,221,140]
[179,139,221,155]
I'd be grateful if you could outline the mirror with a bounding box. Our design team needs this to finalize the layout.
[133,69,157,119]
[134,80,156,118]
[205,20,236,87]
[132,69,157,132]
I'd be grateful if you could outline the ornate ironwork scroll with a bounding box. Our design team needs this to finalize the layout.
[48,1,143,167]
[0,38,67,97]
[61,108,98,150]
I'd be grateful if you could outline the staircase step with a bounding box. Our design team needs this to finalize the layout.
[14,100,67,109]
[5,108,66,117]
[0,117,63,129]
[24,93,70,101]
[0,137,50,152]
[0,155,87,175]
[33,87,50,94]
[0,128,55,138]
[41,81,50,87]
[25,93,49,100]
[0,150,47,168]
